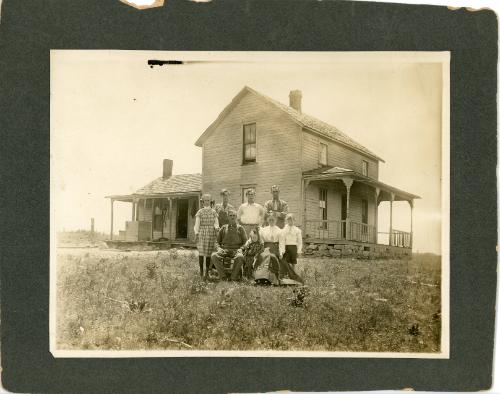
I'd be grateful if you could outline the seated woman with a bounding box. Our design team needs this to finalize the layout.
[253,247,280,285]
[258,213,304,285]
[240,228,264,280]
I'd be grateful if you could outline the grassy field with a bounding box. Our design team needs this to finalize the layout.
[56,248,441,353]
[57,230,108,247]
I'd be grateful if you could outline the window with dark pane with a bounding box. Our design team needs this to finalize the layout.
[361,199,368,235]
[362,160,369,176]
[319,143,328,166]
[243,123,256,163]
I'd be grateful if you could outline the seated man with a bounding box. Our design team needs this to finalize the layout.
[211,210,247,281]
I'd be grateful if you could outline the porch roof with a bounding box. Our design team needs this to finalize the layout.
[106,173,202,202]
[303,166,420,202]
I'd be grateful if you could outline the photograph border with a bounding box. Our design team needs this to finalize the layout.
[49,50,451,360]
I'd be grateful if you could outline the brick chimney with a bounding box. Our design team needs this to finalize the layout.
[162,159,173,179]
[289,90,302,113]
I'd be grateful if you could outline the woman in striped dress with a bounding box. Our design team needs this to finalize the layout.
[194,194,219,279]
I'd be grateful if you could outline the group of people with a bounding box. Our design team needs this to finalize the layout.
[193,185,304,285]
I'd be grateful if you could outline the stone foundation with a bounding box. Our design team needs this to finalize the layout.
[303,242,412,260]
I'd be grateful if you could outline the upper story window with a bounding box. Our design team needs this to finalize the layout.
[243,123,256,164]
[362,160,369,176]
[319,142,328,166]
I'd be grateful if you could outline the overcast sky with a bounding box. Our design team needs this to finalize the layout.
[51,51,446,254]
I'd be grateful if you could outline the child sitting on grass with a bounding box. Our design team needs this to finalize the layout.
[240,228,264,279]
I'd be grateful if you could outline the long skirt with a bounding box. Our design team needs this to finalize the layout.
[263,242,304,284]
[196,225,217,257]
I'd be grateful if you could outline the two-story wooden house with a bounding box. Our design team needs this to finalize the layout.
[196,86,418,250]
[106,86,419,255]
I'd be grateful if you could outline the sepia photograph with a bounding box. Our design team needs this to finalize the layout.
[50,50,449,358]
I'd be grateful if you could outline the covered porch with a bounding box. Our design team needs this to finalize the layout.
[105,170,202,247]
[106,192,200,244]
[302,167,419,249]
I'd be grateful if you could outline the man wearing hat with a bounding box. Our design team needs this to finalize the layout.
[264,185,288,229]
[214,188,234,227]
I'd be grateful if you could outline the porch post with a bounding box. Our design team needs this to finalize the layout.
[342,178,354,240]
[110,198,114,240]
[389,192,395,246]
[151,198,155,241]
[161,199,164,239]
[131,201,136,221]
[374,187,380,243]
[409,199,414,248]
[302,179,310,234]
[169,198,173,239]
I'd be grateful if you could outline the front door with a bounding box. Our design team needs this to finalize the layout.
[176,199,189,239]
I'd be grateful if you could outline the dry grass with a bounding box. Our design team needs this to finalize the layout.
[56,248,441,353]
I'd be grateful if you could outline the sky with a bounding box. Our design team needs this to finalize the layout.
[51,51,446,254]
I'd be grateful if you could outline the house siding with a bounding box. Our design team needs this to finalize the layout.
[202,92,303,223]
[301,130,379,179]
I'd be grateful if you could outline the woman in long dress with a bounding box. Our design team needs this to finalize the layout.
[194,193,219,279]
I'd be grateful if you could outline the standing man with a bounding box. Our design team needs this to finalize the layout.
[264,185,288,229]
[211,210,247,281]
[237,188,265,236]
[214,188,234,227]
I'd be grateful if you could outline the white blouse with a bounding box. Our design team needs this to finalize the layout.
[259,225,281,243]
[279,225,303,255]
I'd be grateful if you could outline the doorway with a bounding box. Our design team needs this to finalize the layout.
[176,199,189,239]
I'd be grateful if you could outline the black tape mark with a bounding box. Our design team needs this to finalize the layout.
[148,60,184,68]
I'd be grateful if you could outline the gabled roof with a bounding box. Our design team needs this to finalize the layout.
[135,173,202,195]
[195,86,384,162]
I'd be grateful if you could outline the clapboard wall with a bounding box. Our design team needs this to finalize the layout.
[202,91,303,220]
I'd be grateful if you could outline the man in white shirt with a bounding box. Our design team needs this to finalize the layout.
[237,188,265,237]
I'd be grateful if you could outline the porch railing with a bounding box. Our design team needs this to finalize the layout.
[304,220,376,244]
[304,220,411,248]
[381,229,412,248]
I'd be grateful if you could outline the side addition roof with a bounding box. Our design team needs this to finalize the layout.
[106,173,202,201]
[194,86,384,162]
